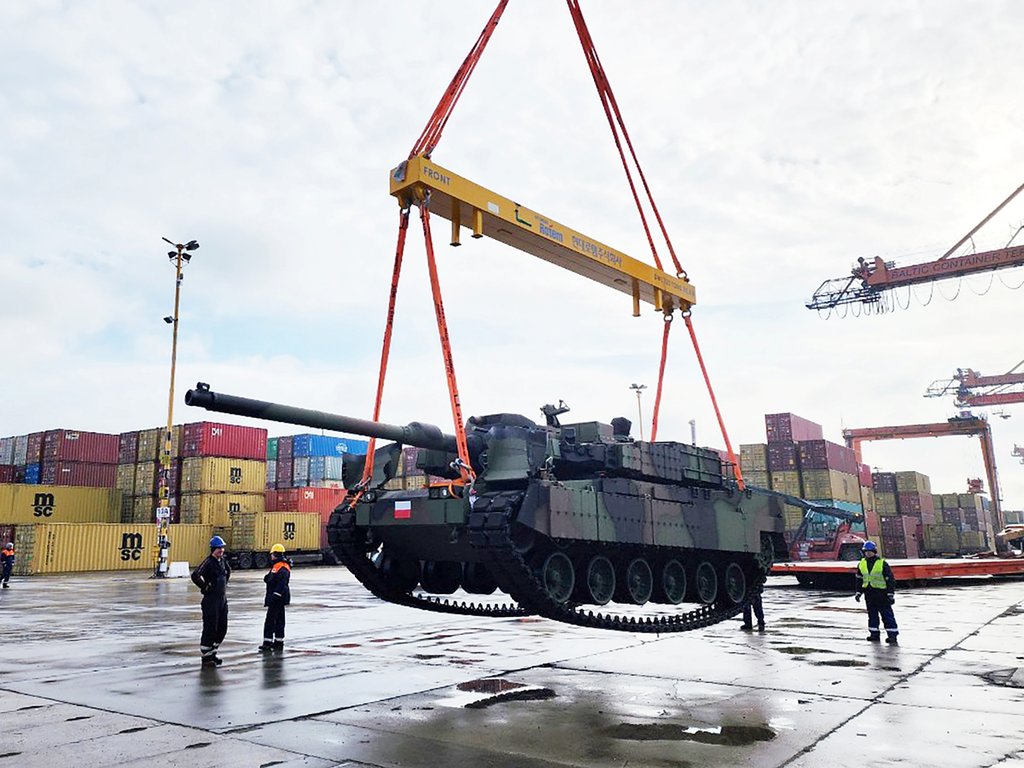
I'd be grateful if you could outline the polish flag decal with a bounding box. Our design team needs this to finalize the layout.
[394,500,412,519]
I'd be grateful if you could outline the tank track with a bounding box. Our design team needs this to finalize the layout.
[328,490,768,633]
[326,502,531,619]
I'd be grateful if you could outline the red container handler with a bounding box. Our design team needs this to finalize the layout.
[43,430,119,464]
[40,461,117,487]
[181,422,268,461]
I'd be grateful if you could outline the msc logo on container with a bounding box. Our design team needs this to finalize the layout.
[120,532,144,561]
[33,492,56,517]
[229,466,242,484]
[283,522,296,541]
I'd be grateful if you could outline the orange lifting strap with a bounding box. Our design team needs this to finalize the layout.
[567,1,743,487]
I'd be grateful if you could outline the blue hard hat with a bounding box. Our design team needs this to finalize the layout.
[861,541,877,552]
[209,535,227,549]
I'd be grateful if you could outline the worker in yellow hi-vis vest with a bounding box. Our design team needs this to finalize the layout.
[854,541,898,644]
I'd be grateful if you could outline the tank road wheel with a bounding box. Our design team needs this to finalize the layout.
[462,562,497,595]
[538,552,575,604]
[694,561,718,604]
[657,559,687,605]
[254,551,270,570]
[421,561,462,595]
[581,555,616,605]
[380,555,420,593]
[616,558,653,605]
[723,562,747,605]
[237,551,253,570]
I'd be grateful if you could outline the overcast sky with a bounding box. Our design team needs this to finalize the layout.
[2,1,1023,510]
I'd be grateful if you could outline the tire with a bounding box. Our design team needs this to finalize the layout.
[254,551,270,570]
[237,551,253,570]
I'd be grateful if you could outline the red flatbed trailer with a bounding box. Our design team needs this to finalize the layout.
[773,557,1024,586]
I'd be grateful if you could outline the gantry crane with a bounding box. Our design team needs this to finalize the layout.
[807,182,1024,313]
[842,415,1005,548]
[925,364,1024,408]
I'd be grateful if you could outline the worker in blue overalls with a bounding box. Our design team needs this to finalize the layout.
[854,541,898,644]
[1,542,14,588]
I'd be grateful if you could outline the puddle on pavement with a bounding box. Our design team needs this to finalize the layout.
[775,646,830,655]
[810,606,863,614]
[982,667,1024,688]
[436,678,558,708]
[602,722,776,746]
[813,659,869,667]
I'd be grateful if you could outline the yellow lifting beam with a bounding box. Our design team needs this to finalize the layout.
[389,154,696,316]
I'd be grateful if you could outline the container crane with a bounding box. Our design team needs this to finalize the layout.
[842,415,1005,547]
[807,182,1024,313]
[924,364,1024,408]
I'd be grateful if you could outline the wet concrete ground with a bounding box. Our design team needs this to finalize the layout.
[1,567,1023,767]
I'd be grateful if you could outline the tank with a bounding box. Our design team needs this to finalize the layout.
[186,382,796,633]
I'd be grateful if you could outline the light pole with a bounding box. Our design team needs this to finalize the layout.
[629,383,647,441]
[155,236,199,578]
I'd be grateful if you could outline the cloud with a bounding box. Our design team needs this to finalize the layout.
[2,0,1023,509]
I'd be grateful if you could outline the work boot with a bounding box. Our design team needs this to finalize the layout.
[272,641,285,652]
[757,623,766,633]
[201,656,218,668]
[211,654,224,666]
[739,624,754,632]
[885,635,899,645]
[258,641,274,653]
[2,582,8,588]
[866,634,881,642]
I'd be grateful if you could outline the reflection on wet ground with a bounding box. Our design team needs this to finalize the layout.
[2,569,1024,767]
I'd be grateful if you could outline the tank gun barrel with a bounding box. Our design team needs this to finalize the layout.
[184,382,458,452]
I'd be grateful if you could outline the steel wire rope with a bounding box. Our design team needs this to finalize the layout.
[937,276,963,302]
[996,268,1024,291]
[912,281,935,307]
[894,285,912,311]
[965,270,996,296]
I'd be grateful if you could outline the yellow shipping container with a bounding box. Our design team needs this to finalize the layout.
[739,444,768,473]
[230,512,321,552]
[860,485,875,513]
[137,425,183,463]
[940,493,959,510]
[181,457,265,494]
[132,496,156,524]
[15,523,157,574]
[744,470,770,489]
[0,485,121,524]
[115,464,136,496]
[769,470,802,497]
[895,471,931,494]
[875,491,898,516]
[801,469,861,504]
[256,512,321,552]
[134,461,157,497]
[166,523,223,566]
[179,492,265,526]
[957,494,984,513]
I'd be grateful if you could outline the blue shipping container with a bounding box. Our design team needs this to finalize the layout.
[24,462,41,484]
[291,434,368,458]
[292,457,310,486]
[308,456,325,483]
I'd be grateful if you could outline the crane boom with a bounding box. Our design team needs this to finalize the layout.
[842,416,1004,542]
[389,154,696,316]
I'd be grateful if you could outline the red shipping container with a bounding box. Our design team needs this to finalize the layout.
[43,430,119,464]
[275,458,293,488]
[767,442,800,472]
[872,472,897,494]
[118,431,139,464]
[765,413,823,444]
[271,487,347,515]
[40,461,116,487]
[0,465,14,483]
[277,435,294,459]
[864,509,881,539]
[858,463,872,488]
[265,489,279,510]
[182,422,268,460]
[797,440,857,474]
[26,432,45,465]
[879,515,919,559]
